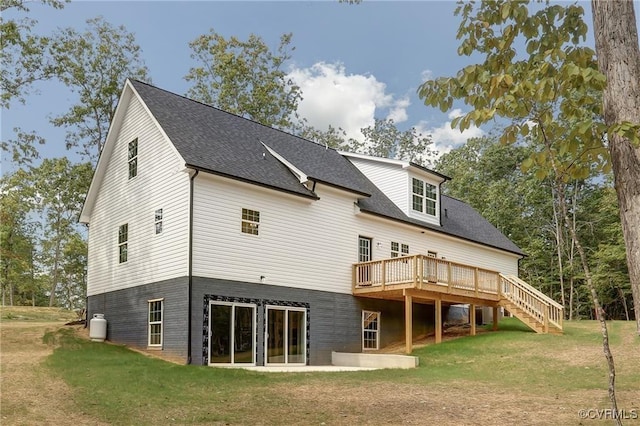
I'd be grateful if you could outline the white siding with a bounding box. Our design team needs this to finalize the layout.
[86,95,190,296]
[192,175,361,294]
[192,174,519,295]
[348,158,408,212]
[357,214,520,276]
[347,157,441,226]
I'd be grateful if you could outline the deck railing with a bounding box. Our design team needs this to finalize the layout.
[353,255,564,333]
[353,254,501,296]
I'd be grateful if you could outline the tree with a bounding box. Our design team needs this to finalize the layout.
[295,122,354,151]
[591,0,640,337]
[31,158,93,307]
[1,127,45,169]
[0,168,39,306]
[48,16,150,162]
[0,0,65,108]
[297,119,434,167]
[360,118,434,166]
[185,30,301,129]
[417,1,626,417]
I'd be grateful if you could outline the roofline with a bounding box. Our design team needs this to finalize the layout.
[356,206,526,258]
[308,177,371,197]
[185,164,320,201]
[260,141,308,184]
[80,79,187,224]
[339,151,451,181]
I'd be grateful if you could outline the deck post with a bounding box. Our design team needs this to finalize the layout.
[381,260,386,291]
[405,294,413,354]
[352,265,357,291]
[492,306,499,331]
[544,304,550,333]
[435,298,442,344]
[470,304,476,336]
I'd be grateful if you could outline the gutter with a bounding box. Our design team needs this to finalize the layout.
[187,169,199,365]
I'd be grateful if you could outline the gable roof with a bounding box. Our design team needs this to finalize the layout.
[356,185,524,255]
[83,79,524,257]
[129,80,372,198]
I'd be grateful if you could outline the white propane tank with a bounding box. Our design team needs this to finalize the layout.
[89,313,107,342]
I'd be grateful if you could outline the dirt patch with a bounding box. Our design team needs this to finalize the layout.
[0,321,107,426]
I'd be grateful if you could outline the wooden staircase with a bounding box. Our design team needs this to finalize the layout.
[499,274,564,334]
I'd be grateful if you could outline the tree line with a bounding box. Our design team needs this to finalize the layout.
[1,1,637,326]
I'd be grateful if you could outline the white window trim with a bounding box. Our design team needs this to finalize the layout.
[362,310,381,351]
[148,298,164,348]
[118,223,128,264]
[128,138,138,180]
[241,208,260,236]
[154,208,163,235]
[208,301,257,366]
[264,305,307,366]
[408,175,440,225]
[391,242,409,258]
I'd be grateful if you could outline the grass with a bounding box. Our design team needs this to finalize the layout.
[0,305,79,322]
[34,317,640,425]
[2,307,638,424]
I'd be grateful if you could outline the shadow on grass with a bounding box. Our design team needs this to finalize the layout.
[487,317,537,333]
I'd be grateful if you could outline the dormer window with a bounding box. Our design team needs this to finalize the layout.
[412,177,436,216]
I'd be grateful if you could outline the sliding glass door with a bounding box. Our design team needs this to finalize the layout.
[266,306,306,365]
[209,302,256,365]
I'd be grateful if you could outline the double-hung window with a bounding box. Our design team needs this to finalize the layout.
[155,209,163,234]
[362,310,380,350]
[412,177,437,216]
[128,138,138,179]
[118,224,128,263]
[391,242,409,258]
[241,208,260,235]
[148,299,163,347]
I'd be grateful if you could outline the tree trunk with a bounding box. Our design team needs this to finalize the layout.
[592,0,640,335]
[539,122,621,424]
[552,186,566,313]
[554,176,621,425]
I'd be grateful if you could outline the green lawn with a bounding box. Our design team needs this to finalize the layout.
[38,317,640,425]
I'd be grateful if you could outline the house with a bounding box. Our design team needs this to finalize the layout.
[80,79,563,367]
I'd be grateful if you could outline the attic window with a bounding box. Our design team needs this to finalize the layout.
[412,178,437,216]
[128,138,138,179]
[241,208,260,235]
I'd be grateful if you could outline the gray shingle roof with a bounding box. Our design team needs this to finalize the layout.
[130,80,370,198]
[130,79,524,256]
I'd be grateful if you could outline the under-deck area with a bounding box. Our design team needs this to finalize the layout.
[353,255,564,353]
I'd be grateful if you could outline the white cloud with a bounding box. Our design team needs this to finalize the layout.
[420,69,434,83]
[386,97,410,123]
[416,111,484,158]
[287,62,409,142]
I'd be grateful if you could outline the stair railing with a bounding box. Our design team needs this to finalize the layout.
[500,274,564,331]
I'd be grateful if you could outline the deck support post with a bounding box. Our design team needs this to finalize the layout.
[492,306,499,331]
[405,294,413,354]
[470,304,476,336]
[435,298,442,344]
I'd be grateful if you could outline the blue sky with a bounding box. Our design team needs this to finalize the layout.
[2,0,637,171]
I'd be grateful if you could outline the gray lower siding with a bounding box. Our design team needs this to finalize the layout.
[88,276,434,366]
[87,277,189,359]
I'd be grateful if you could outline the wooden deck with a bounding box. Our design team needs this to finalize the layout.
[352,255,564,353]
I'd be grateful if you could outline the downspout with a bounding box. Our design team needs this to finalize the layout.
[187,169,199,365]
